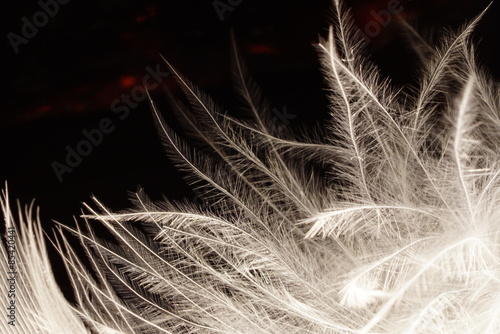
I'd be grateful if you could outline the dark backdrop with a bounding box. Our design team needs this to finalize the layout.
[1,0,499,228]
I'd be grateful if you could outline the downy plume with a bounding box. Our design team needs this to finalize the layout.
[2,1,500,333]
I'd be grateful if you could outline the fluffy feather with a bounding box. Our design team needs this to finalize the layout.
[2,1,500,333]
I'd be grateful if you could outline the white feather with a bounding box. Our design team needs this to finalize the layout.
[2,1,500,333]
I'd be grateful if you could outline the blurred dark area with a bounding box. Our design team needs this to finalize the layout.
[1,0,499,231]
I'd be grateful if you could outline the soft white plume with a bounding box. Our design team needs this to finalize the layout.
[2,1,500,333]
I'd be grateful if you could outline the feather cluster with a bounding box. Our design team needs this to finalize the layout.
[2,1,500,333]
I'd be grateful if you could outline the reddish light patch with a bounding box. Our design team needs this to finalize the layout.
[37,105,52,114]
[247,44,278,55]
[353,0,410,24]
[135,15,147,23]
[120,32,134,40]
[120,75,137,88]
[146,3,157,16]
[74,103,86,113]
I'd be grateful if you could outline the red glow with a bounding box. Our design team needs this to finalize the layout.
[146,3,157,16]
[37,105,51,113]
[120,76,137,88]
[120,32,134,40]
[247,44,277,55]
[354,0,409,25]
[135,16,147,23]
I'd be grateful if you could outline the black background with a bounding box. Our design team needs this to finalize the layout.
[1,0,499,229]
